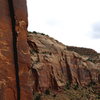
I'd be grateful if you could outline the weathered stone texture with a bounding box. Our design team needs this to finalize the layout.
[0,0,32,100]
[28,33,100,92]
[13,0,32,99]
[0,0,100,99]
[0,0,16,99]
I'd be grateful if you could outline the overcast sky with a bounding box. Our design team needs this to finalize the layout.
[27,0,100,52]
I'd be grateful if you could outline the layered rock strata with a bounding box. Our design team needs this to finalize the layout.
[28,32,100,92]
[0,0,100,99]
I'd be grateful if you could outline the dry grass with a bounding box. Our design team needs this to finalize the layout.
[33,87,100,100]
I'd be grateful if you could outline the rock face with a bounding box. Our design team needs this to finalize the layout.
[28,32,100,92]
[67,46,100,64]
[0,0,32,100]
[67,46,98,57]
[0,0,100,99]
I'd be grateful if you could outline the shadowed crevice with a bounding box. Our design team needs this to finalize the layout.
[65,55,72,83]
[8,0,20,100]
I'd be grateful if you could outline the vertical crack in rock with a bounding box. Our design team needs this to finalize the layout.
[8,0,20,100]
[65,55,72,83]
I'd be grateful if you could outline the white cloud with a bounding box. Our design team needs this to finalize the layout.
[27,0,100,52]
[89,22,100,39]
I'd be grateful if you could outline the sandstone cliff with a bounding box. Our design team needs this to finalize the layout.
[28,32,100,93]
[0,0,100,99]
[67,46,100,63]
[0,0,32,100]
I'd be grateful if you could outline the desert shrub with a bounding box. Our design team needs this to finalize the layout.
[52,94,56,98]
[65,81,71,89]
[30,50,35,54]
[34,94,41,100]
[33,31,38,34]
[44,89,50,95]
[87,58,94,62]
[28,32,32,34]
[41,33,45,35]
[72,83,79,90]
[88,81,96,87]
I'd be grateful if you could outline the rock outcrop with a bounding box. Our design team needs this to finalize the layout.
[67,46,100,64]
[0,0,32,100]
[67,46,98,57]
[28,32,100,92]
[0,0,100,99]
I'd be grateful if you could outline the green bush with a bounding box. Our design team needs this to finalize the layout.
[72,83,79,90]
[65,81,71,89]
[33,31,38,34]
[87,58,93,62]
[41,33,45,35]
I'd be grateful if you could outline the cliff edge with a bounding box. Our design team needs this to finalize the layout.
[28,32,100,93]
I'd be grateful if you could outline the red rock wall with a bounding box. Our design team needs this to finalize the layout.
[13,0,32,99]
[28,33,100,92]
[0,0,16,99]
[67,46,98,57]
[0,0,100,99]
[0,0,33,100]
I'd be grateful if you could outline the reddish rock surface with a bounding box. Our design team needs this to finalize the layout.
[28,32,100,92]
[67,46,98,56]
[0,0,100,99]
[13,0,33,99]
[0,0,32,100]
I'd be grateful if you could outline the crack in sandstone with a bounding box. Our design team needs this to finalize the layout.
[8,0,20,100]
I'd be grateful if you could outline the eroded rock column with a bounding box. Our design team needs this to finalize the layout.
[13,0,33,100]
[0,0,17,99]
[0,0,33,100]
